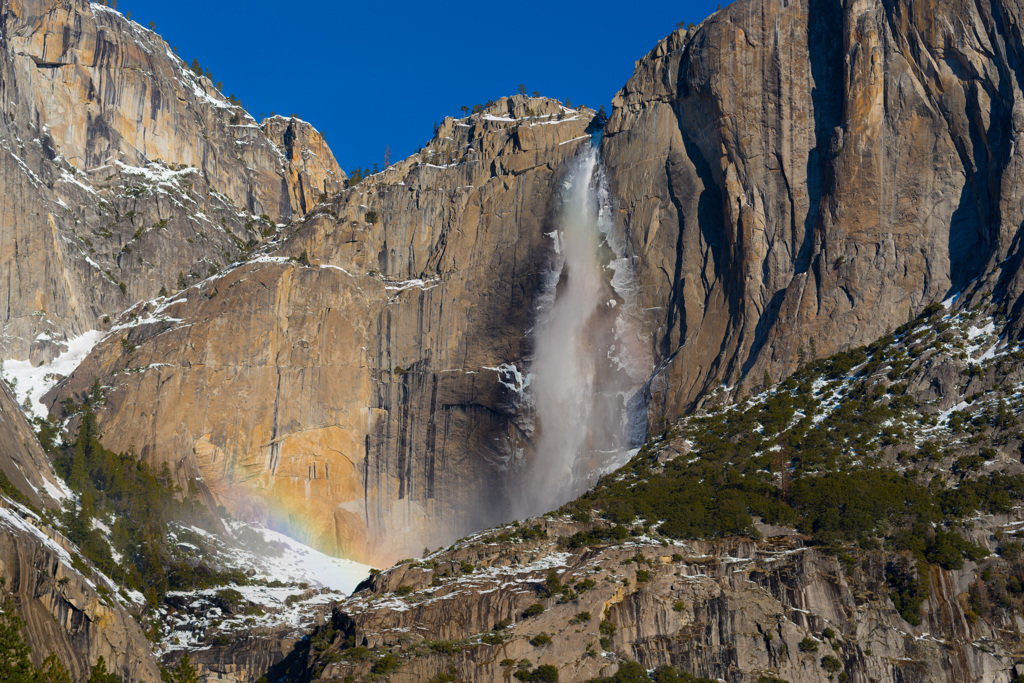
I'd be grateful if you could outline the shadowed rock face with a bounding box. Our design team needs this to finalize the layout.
[262,116,345,216]
[0,0,342,363]
[0,382,61,509]
[604,0,1024,415]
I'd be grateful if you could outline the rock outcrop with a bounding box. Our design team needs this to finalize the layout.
[0,500,163,681]
[0,0,343,363]
[298,518,1022,683]
[262,116,345,216]
[603,0,1024,415]
[0,382,62,509]
[0,379,161,681]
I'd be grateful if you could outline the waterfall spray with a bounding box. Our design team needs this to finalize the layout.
[518,146,650,517]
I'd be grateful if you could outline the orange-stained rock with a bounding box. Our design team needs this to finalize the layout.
[51,98,598,565]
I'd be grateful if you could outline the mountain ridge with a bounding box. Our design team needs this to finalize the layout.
[3,0,1024,680]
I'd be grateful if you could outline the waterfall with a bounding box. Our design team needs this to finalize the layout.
[517,146,651,518]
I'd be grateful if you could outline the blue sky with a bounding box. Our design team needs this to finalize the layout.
[110,0,721,171]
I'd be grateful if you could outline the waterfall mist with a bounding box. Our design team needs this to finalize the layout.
[517,146,651,518]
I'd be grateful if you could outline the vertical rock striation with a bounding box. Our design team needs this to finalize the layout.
[603,0,1024,414]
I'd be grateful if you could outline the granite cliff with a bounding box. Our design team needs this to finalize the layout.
[1,0,1024,679]
[38,0,1024,568]
[604,0,1024,415]
[48,96,600,566]
[0,0,342,365]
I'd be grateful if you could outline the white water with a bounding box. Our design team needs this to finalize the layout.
[518,147,650,517]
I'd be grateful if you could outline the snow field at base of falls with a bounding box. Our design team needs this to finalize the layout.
[227,521,372,592]
[158,585,344,654]
[173,521,371,594]
[158,522,371,654]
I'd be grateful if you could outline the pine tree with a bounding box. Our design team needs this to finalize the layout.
[0,597,35,683]
[167,654,199,683]
[35,655,71,683]
[81,488,95,519]
[189,59,202,78]
[87,657,122,683]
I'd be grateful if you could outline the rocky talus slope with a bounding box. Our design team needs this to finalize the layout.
[291,300,1024,683]
[0,0,342,363]
[0,381,161,681]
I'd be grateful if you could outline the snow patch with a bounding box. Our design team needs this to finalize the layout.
[1,330,103,419]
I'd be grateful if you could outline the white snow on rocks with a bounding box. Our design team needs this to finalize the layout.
[1,330,103,420]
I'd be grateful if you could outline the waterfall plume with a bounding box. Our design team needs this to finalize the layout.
[517,146,651,518]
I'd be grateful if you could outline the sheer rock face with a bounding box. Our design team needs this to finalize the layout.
[52,98,597,566]
[0,382,61,509]
[262,116,346,216]
[27,0,1024,570]
[0,0,342,362]
[604,0,1024,415]
[0,385,161,682]
[43,0,1024,567]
